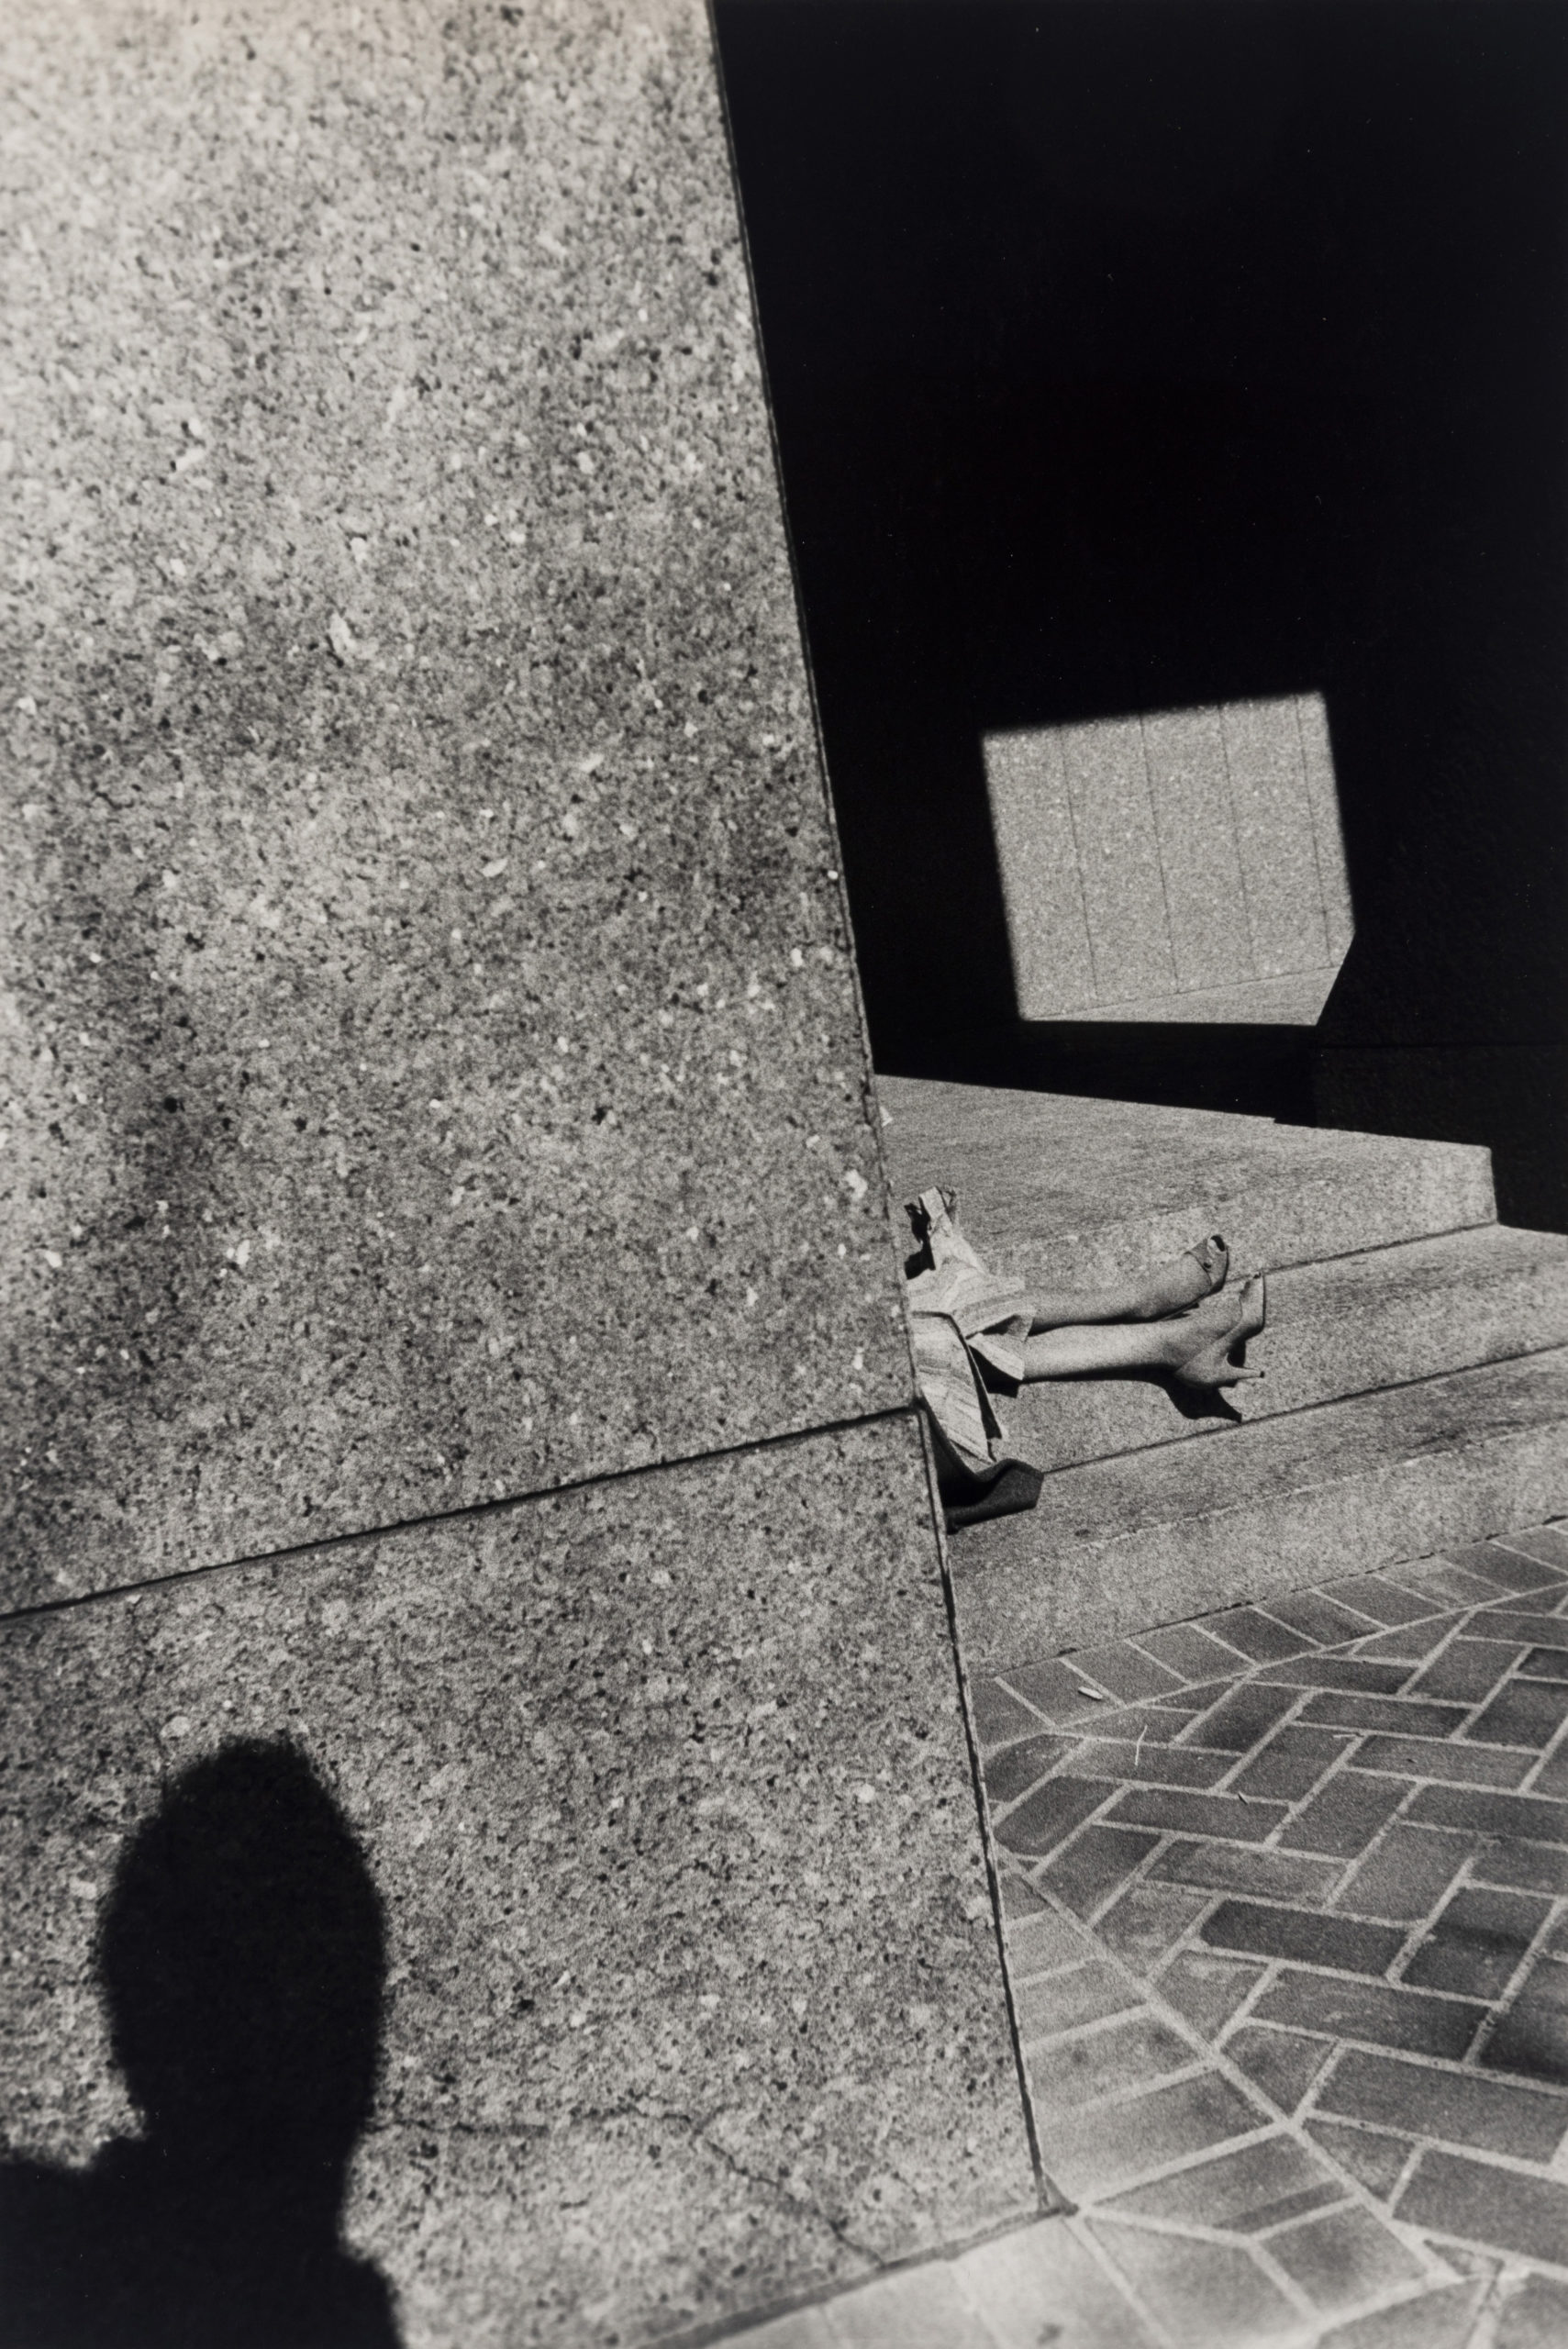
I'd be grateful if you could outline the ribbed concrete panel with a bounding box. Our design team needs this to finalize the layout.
[1059,718,1178,1008]
[1141,705,1253,996]
[1221,696,1333,978]
[981,729,1097,1016]
[985,695,1352,1025]
[1296,692,1356,966]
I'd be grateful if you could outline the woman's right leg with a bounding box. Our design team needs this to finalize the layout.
[1018,1321,1180,1377]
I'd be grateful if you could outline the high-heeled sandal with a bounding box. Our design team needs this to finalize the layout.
[1183,1233,1229,1296]
[1171,1274,1267,1389]
[1136,1232,1230,1319]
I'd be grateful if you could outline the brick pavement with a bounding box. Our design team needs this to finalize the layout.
[696,1524,1568,2349]
[962,1517,1568,2347]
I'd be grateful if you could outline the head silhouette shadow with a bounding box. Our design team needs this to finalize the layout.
[1,1735,398,2348]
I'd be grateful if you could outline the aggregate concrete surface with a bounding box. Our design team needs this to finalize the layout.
[0,1419,1035,2348]
[0,0,910,1609]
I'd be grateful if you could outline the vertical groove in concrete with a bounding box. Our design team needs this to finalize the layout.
[1217,699,1263,978]
[1135,712,1181,997]
[983,699,1352,1023]
[915,1408,1061,2223]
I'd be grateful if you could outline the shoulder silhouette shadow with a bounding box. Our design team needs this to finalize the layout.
[0,1736,398,2347]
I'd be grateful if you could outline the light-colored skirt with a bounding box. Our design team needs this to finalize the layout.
[903,1187,1034,1476]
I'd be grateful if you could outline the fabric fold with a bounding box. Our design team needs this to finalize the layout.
[903,1187,1044,1527]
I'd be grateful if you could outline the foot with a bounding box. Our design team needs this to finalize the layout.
[1131,1233,1229,1320]
[1163,1274,1267,1388]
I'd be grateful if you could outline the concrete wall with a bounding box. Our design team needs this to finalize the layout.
[0,4,1034,2340]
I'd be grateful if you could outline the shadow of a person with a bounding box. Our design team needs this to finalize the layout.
[0,1736,398,2347]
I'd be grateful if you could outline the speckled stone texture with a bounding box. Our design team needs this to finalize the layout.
[0,1419,1034,2347]
[0,0,909,1610]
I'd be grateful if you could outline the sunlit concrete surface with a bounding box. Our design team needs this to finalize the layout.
[984,696,1352,1026]
[0,0,911,1611]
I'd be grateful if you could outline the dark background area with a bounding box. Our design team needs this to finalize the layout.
[713,0,1568,1227]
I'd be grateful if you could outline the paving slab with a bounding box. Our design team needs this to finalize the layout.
[981,729,1097,1019]
[0,0,909,1610]
[966,1522,1568,2349]
[949,2215,1161,2347]
[817,2259,994,2349]
[0,1419,1034,2348]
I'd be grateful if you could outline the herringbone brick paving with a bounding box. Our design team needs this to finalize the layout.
[974,1518,1568,2346]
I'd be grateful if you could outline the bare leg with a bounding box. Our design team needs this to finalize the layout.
[1021,1277,1267,1388]
[1024,1234,1229,1331]
[1020,1322,1179,1377]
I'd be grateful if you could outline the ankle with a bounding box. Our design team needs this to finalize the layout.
[1161,1292,1234,1363]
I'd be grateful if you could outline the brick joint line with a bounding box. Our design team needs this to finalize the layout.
[984,1523,1568,2331]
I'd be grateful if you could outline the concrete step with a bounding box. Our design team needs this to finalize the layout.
[951,1348,1568,1670]
[877,1076,1496,1286]
[1004,1221,1568,1474]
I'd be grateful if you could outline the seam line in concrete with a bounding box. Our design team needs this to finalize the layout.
[1059,731,1104,1002]
[1218,702,1262,974]
[920,1406,1058,2216]
[0,1400,924,1629]
[1294,689,1338,967]
[1237,1219,1514,1278]
[1021,1336,1568,1489]
[1136,712,1182,998]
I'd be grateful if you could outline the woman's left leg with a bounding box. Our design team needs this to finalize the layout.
[1022,1235,1229,1332]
